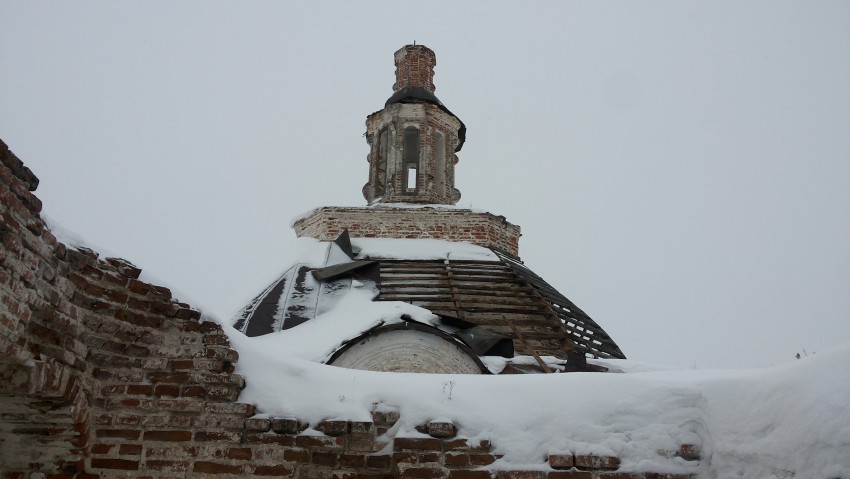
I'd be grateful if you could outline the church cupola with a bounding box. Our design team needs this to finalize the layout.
[362,44,466,205]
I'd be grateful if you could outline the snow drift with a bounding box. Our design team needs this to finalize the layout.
[219,239,850,478]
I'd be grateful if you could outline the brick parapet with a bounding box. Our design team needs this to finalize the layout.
[1,141,242,476]
[293,206,521,257]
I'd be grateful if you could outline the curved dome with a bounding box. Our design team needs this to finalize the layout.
[328,323,486,374]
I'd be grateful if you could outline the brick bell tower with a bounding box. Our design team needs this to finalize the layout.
[362,44,465,205]
[294,45,520,256]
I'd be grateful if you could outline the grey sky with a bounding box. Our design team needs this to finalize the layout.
[2,1,848,369]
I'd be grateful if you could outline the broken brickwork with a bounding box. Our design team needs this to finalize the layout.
[293,206,521,257]
[0,140,695,478]
[393,45,437,94]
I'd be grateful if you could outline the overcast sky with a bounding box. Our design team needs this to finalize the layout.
[2,1,848,369]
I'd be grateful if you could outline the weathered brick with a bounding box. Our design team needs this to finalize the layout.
[118,444,142,455]
[284,448,310,463]
[427,421,456,438]
[153,385,180,398]
[204,402,254,416]
[271,417,300,434]
[182,385,206,398]
[444,439,491,453]
[90,444,114,455]
[205,347,239,362]
[126,384,153,396]
[167,415,193,428]
[244,433,296,446]
[205,385,240,401]
[245,418,271,432]
[114,414,141,426]
[548,454,574,470]
[340,453,366,468]
[678,444,701,461]
[393,452,416,465]
[90,458,139,470]
[95,429,140,440]
[226,447,252,460]
[194,431,242,442]
[312,451,338,466]
[296,434,345,449]
[147,371,190,384]
[193,415,245,429]
[143,430,192,442]
[144,460,190,472]
[350,421,375,434]
[192,461,242,474]
[294,207,521,256]
[445,453,469,467]
[400,467,447,479]
[469,454,498,466]
[154,399,204,412]
[575,454,620,470]
[127,279,151,295]
[253,465,295,476]
[141,415,168,427]
[321,419,348,436]
[169,359,195,370]
[395,437,443,451]
[174,307,201,320]
[365,454,392,468]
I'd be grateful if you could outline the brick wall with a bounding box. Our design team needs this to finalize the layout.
[393,45,436,93]
[0,139,697,478]
[292,206,521,257]
[363,103,463,206]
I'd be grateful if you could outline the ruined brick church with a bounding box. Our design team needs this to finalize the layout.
[0,45,697,478]
[236,45,623,375]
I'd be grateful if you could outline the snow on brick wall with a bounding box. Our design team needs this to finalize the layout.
[293,206,521,257]
[0,140,699,478]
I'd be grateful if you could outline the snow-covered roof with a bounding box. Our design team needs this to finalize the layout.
[233,237,625,369]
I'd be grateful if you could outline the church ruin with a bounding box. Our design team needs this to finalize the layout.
[0,45,702,479]
[234,44,625,374]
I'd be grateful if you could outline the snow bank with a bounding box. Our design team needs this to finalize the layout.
[221,292,850,479]
[221,238,849,477]
[233,283,440,363]
[350,237,499,261]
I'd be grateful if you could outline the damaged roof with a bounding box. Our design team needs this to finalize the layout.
[233,237,625,364]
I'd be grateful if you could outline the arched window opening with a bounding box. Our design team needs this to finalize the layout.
[403,126,419,193]
[435,133,446,197]
[376,129,388,196]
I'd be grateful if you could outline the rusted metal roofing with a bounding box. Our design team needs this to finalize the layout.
[234,245,625,363]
